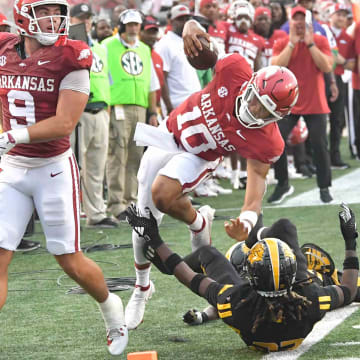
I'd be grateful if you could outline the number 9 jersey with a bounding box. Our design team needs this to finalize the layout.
[165,53,284,164]
[0,32,92,158]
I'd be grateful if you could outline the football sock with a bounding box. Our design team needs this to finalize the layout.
[98,293,125,329]
[189,211,205,232]
[135,264,151,288]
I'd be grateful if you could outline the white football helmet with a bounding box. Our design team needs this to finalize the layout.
[13,0,69,46]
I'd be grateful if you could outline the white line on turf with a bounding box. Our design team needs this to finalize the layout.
[266,168,360,208]
[261,304,360,360]
[353,325,360,329]
[331,342,360,346]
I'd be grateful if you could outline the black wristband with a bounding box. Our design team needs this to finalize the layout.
[307,43,315,48]
[345,233,358,251]
[190,274,207,296]
[338,285,352,305]
[343,256,359,270]
[164,253,183,274]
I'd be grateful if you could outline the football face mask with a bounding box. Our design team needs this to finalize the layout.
[13,0,69,46]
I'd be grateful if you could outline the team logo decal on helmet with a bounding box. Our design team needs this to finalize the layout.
[13,0,69,46]
[246,238,297,297]
[235,66,299,129]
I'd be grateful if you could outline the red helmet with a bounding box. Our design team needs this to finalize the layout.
[235,66,299,129]
[13,0,69,45]
[287,118,308,146]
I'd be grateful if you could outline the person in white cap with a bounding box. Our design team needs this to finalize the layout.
[154,4,201,115]
[102,9,160,222]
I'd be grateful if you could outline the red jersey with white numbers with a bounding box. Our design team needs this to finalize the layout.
[0,33,92,158]
[261,29,287,68]
[166,53,284,164]
[225,26,265,70]
[208,20,228,52]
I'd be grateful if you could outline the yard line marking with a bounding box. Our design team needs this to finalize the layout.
[267,168,360,208]
[331,342,360,346]
[353,325,360,329]
[261,304,359,360]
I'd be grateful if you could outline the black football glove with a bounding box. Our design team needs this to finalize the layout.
[339,203,358,251]
[125,204,164,249]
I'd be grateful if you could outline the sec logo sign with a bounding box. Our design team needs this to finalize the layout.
[121,51,143,75]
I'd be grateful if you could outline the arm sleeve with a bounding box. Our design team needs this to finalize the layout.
[59,69,90,95]
[204,282,226,307]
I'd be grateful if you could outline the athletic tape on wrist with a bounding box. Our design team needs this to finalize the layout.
[239,211,258,234]
[10,128,30,144]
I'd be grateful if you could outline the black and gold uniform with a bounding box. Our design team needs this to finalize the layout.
[195,245,340,352]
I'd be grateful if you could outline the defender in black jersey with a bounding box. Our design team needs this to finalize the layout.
[125,203,359,352]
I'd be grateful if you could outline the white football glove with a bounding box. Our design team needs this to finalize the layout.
[0,128,30,156]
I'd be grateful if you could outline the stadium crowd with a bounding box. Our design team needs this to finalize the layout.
[0,0,360,357]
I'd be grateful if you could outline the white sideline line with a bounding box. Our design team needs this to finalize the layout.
[353,325,360,329]
[267,168,360,208]
[331,342,360,346]
[261,304,360,360]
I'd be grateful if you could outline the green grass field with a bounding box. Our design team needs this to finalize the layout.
[1,153,360,360]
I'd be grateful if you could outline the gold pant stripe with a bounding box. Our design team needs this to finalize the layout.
[217,303,231,310]
[320,304,330,310]
[219,310,232,318]
[319,296,331,302]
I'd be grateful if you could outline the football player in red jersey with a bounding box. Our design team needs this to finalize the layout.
[124,18,299,330]
[0,0,127,355]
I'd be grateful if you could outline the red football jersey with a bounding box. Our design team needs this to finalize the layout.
[332,29,355,76]
[166,53,284,164]
[225,26,265,70]
[0,33,92,158]
[208,20,228,51]
[261,29,287,68]
[352,21,360,90]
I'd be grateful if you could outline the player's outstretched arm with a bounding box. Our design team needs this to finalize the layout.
[334,203,359,305]
[125,204,214,297]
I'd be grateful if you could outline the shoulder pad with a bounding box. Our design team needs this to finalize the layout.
[0,33,20,55]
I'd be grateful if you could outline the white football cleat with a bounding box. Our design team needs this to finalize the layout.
[190,205,215,251]
[125,281,155,330]
[107,325,128,355]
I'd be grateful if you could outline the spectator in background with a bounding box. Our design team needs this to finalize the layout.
[198,0,227,55]
[270,1,287,30]
[155,4,201,115]
[225,1,264,71]
[0,12,40,252]
[92,16,113,43]
[328,4,355,169]
[111,4,127,32]
[252,6,287,68]
[269,5,334,204]
[139,16,167,112]
[281,0,327,37]
[103,9,159,221]
[70,4,117,228]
